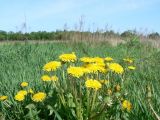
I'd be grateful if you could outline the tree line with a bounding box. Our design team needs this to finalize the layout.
[0,30,159,41]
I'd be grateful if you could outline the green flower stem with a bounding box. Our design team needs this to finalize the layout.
[91,90,97,112]
[62,69,67,90]
[58,94,66,107]
[74,88,83,120]
[96,72,99,79]
[89,104,108,119]
[62,69,65,79]
[76,103,83,120]
[71,77,83,119]
[55,78,66,107]
[120,75,124,87]
[86,88,90,118]
[79,79,82,103]
[106,72,110,87]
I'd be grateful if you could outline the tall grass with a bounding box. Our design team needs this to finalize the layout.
[0,41,160,119]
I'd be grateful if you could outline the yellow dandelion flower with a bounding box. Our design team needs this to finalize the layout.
[92,57,104,64]
[51,76,58,81]
[123,58,133,64]
[96,62,105,67]
[17,90,27,96]
[128,66,136,70]
[32,92,46,102]
[85,63,107,73]
[80,67,91,74]
[67,66,85,78]
[80,57,94,63]
[41,75,51,81]
[85,79,102,90]
[122,100,132,111]
[109,63,124,74]
[20,82,28,87]
[80,57,104,65]
[41,75,58,82]
[0,96,8,101]
[59,52,77,62]
[28,89,34,94]
[105,57,113,62]
[85,79,93,88]
[14,90,27,101]
[43,61,61,72]
[14,94,25,101]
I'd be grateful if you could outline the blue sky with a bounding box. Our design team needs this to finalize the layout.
[0,0,160,33]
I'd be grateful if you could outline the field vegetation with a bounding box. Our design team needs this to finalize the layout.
[0,39,160,119]
[0,29,160,41]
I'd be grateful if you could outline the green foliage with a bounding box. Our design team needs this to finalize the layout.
[125,37,141,48]
[0,41,159,119]
[25,104,40,120]
[121,30,139,39]
[0,30,7,41]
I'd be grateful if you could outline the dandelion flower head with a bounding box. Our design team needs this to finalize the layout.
[43,61,61,72]
[32,92,46,102]
[20,82,28,87]
[109,63,124,74]
[59,52,77,62]
[0,96,8,101]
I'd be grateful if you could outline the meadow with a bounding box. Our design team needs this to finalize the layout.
[0,40,160,120]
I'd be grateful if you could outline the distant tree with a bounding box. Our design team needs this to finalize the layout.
[121,30,137,38]
[0,29,159,41]
[148,32,159,39]
[0,30,7,41]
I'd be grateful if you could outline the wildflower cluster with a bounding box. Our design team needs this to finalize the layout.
[1,53,136,120]
[12,82,45,103]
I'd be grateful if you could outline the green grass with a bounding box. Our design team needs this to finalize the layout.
[0,41,160,119]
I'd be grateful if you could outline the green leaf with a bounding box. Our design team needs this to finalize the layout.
[67,93,76,108]
[71,109,76,118]
[47,105,54,116]
[0,112,5,120]
[47,105,62,120]
[115,93,121,98]
[25,104,36,110]
[104,97,113,106]
[24,104,40,120]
